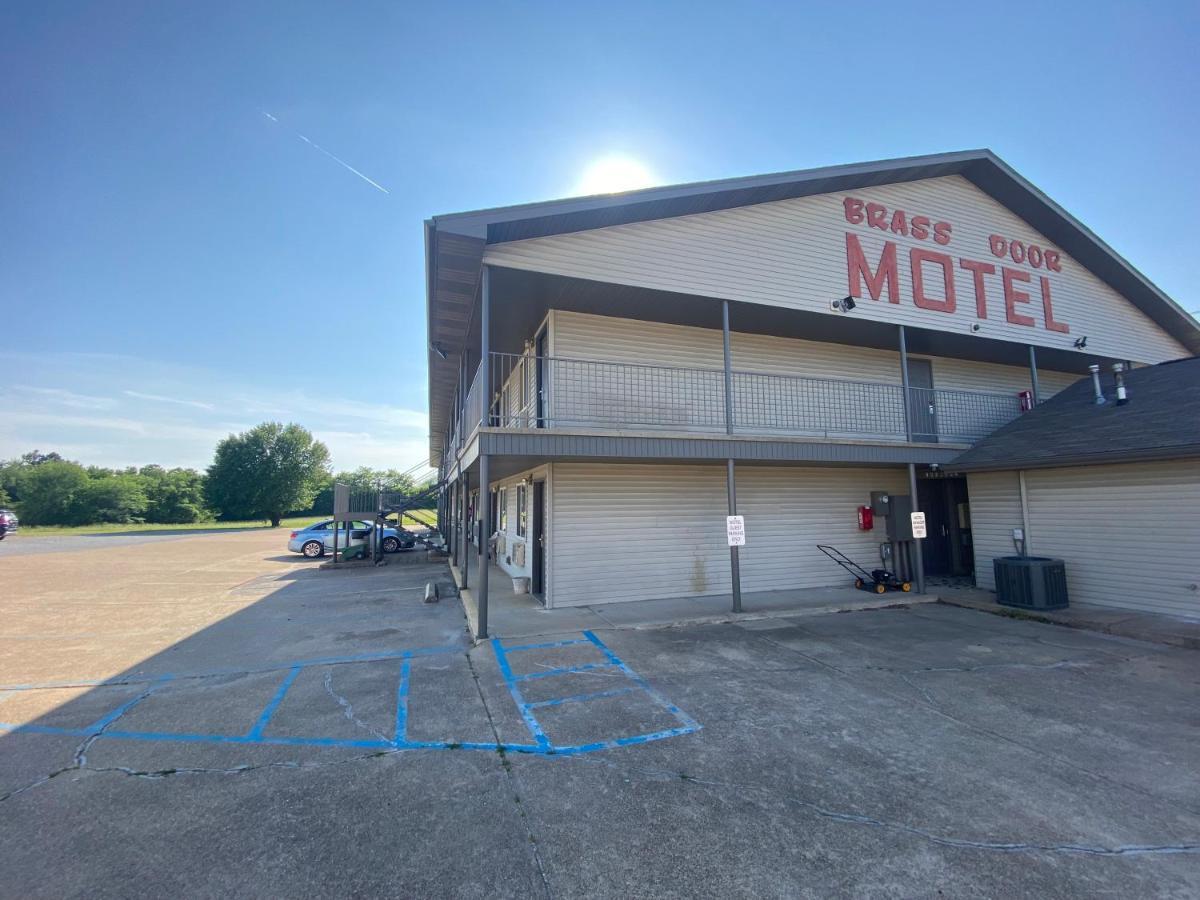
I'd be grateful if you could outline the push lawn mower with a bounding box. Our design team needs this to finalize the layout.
[817,544,912,594]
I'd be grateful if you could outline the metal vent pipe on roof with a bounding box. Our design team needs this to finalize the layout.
[1113,363,1129,406]
[1088,364,1106,405]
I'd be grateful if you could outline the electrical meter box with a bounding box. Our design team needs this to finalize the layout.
[869,491,891,517]
[885,494,914,541]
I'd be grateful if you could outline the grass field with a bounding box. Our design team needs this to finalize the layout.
[17,511,437,538]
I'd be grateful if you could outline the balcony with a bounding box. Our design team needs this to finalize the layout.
[445,352,1026,455]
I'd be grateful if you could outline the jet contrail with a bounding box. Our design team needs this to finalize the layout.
[261,110,389,195]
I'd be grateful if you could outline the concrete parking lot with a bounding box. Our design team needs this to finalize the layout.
[2,530,1198,897]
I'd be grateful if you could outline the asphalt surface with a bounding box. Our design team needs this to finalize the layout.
[0,528,270,557]
[1,530,1198,897]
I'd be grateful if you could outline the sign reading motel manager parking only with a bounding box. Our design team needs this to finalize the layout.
[726,515,746,547]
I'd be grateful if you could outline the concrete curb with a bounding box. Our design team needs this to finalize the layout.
[937,595,1200,651]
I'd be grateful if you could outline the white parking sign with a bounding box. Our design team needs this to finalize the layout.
[910,511,927,539]
[726,515,746,547]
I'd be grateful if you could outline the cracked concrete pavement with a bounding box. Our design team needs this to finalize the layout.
[2,528,1199,897]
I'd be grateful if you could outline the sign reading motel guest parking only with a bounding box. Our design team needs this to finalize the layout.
[910,512,927,540]
[726,515,745,547]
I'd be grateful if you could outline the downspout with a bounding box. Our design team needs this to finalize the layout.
[1018,470,1032,556]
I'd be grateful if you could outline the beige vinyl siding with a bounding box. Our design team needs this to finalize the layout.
[490,468,542,581]
[550,463,728,606]
[969,460,1200,617]
[737,466,909,592]
[549,462,907,606]
[1022,461,1200,618]
[487,175,1188,365]
[967,471,1024,590]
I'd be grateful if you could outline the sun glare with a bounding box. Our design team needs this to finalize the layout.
[575,156,658,196]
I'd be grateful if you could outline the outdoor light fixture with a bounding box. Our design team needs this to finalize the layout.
[1073,336,1088,350]
[830,296,857,313]
[429,341,448,360]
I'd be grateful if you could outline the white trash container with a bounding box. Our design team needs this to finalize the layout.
[512,576,531,595]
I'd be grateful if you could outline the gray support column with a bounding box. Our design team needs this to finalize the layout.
[906,463,925,594]
[476,265,492,639]
[898,325,913,441]
[450,480,458,565]
[477,457,491,639]
[721,300,743,612]
[722,300,734,435]
[462,471,469,590]
[1028,345,1041,405]
[898,325,925,594]
[727,458,742,613]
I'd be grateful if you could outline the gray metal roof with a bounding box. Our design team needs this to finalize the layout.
[949,357,1200,472]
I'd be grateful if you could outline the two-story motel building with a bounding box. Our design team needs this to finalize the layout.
[426,151,1200,637]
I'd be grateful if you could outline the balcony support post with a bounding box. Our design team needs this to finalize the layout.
[1028,345,1041,405]
[721,300,743,613]
[461,471,469,591]
[898,325,926,595]
[450,479,458,566]
[477,265,491,638]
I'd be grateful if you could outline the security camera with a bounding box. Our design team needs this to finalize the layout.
[970,323,981,333]
[830,296,857,313]
[1073,336,1088,350]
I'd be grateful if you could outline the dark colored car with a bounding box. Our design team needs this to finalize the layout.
[0,509,18,540]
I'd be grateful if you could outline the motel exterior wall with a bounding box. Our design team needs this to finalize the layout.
[432,157,1198,620]
[483,175,1190,364]
[550,463,911,607]
[968,460,1200,619]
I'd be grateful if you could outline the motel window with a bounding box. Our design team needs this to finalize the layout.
[516,484,527,538]
[498,487,507,532]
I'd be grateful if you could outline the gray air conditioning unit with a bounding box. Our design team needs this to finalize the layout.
[993,557,1069,610]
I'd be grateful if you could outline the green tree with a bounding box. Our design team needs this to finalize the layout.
[205,423,330,526]
[76,473,148,524]
[142,467,207,523]
[16,460,90,525]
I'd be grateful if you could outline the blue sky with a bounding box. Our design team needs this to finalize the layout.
[2,1,1198,471]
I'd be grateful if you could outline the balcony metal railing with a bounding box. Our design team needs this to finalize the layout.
[446,352,1025,451]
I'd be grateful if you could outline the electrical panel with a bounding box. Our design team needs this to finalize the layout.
[869,491,891,517]
[885,494,914,541]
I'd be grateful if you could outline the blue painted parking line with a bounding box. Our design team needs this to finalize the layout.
[246,666,301,739]
[490,631,700,754]
[583,630,701,732]
[491,637,552,749]
[394,657,411,744]
[511,662,619,682]
[0,632,700,757]
[504,638,590,653]
[526,686,638,710]
[85,679,165,731]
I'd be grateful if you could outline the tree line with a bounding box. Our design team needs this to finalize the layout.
[1,423,431,528]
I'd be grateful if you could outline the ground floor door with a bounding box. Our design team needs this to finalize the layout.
[918,476,973,577]
[531,480,546,603]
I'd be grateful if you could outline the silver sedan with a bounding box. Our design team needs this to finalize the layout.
[287,520,414,558]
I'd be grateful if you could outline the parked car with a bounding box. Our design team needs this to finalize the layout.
[0,509,17,540]
[287,519,415,558]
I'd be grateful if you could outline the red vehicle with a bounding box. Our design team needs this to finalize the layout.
[0,509,18,540]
